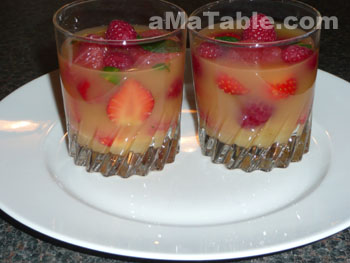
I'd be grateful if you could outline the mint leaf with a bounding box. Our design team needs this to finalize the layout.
[215,36,239,42]
[297,43,313,49]
[152,63,170,72]
[101,67,120,85]
[141,39,181,53]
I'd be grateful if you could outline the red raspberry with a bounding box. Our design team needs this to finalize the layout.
[197,42,223,59]
[243,13,277,42]
[103,51,134,70]
[240,102,274,129]
[106,20,137,40]
[282,45,313,63]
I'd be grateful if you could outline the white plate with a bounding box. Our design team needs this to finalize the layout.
[0,68,349,260]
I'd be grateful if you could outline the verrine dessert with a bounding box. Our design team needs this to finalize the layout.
[190,0,321,171]
[54,0,187,177]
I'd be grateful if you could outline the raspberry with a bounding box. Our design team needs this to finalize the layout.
[73,35,106,69]
[106,20,137,40]
[243,13,277,42]
[103,51,134,70]
[197,42,223,59]
[269,78,297,99]
[216,74,249,95]
[282,45,313,63]
[240,102,274,128]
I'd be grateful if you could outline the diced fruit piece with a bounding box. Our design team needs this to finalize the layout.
[167,78,183,98]
[106,20,137,40]
[134,52,179,68]
[240,102,274,128]
[282,45,313,63]
[197,42,223,59]
[73,40,106,69]
[76,80,90,100]
[139,29,166,38]
[213,32,241,42]
[191,54,202,76]
[243,13,277,42]
[216,74,249,95]
[103,51,134,70]
[94,130,116,147]
[268,78,297,99]
[107,79,154,126]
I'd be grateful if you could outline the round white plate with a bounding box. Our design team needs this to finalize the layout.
[0,69,349,260]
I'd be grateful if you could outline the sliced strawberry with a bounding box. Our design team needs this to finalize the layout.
[76,80,90,100]
[240,102,274,129]
[167,78,183,98]
[103,51,134,70]
[282,45,313,63]
[268,78,297,99]
[106,20,137,40]
[196,42,223,59]
[243,13,277,42]
[107,79,154,126]
[94,130,116,147]
[216,74,249,95]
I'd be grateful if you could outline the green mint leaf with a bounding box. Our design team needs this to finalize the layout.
[297,43,313,49]
[152,63,170,72]
[141,39,181,53]
[214,36,239,42]
[101,67,120,84]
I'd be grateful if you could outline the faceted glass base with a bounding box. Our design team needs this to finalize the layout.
[199,115,312,172]
[67,125,180,178]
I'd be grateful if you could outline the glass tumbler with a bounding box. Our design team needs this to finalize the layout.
[189,0,321,172]
[53,0,187,177]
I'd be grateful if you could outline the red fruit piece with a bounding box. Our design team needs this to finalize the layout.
[103,51,134,70]
[243,13,277,42]
[197,42,223,59]
[94,130,116,147]
[73,40,106,69]
[139,29,166,38]
[216,74,249,95]
[282,45,313,63]
[76,80,90,100]
[268,78,297,99]
[261,47,282,64]
[191,54,202,76]
[107,79,154,126]
[240,102,274,129]
[106,20,137,40]
[167,78,183,98]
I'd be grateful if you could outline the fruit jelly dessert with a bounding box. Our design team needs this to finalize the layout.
[192,14,318,150]
[59,20,185,156]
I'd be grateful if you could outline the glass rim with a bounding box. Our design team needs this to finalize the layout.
[53,0,188,45]
[188,0,322,48]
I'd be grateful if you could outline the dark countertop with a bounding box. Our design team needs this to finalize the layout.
[0,0,349,262]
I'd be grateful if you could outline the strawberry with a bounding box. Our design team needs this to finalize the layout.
[106,20,137,40]
[243,13,277,42]
[191,54,202,76]
[167,78,183,98]
[76,80,90,100]
[94,130,116,147]
[196,42,223,59]
[240,102,274,128]
[282,45,313,63]
[107,79,154,126]
[216,74,249,95]
[103,51,134,70]
[268,78,297,99]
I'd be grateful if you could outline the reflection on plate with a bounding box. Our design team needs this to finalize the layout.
[0,67,350,260]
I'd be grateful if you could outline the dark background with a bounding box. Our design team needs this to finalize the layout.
[1,0,349,262]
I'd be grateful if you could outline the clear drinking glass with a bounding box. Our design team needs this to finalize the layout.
[189,0,321,172]
[53,0,187,177]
